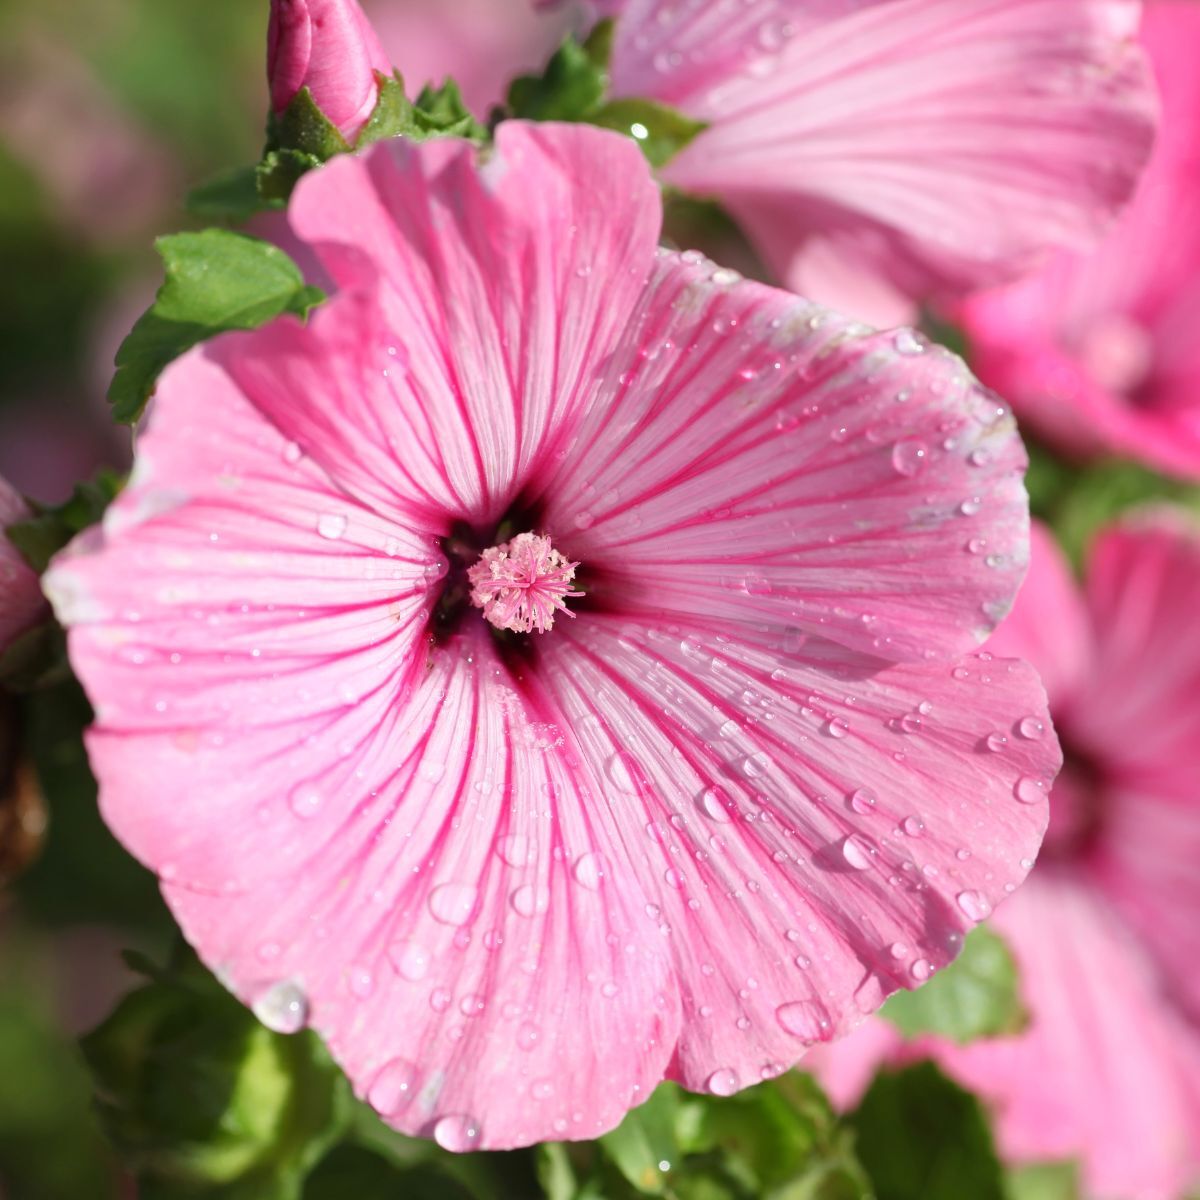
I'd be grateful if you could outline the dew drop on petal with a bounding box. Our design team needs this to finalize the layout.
[389,941,431,982]
[985,732,1008,753]
[1017,716,1045,740]
[776,1000,831,1041]
[368,1058,417,1115]
[893,330,925,355]
[1014,775,1050,805]
[891,439,928,477]
[841,834,874,871]
[429,883,478,926]
[911,958,932,981]
[511,883,550,917]
[699,787,733,823]
[706,1067,740,1096]
[288,784,322,819]
[573,851,608,890]
[901,816,925,838]
[607,752,639,793]
[847,788,877,815]
[316,512,347,540]
[824,717,850,738]
[956,890,992,921]
[433,1114,482,1152]
[496,834,532,868]
[252,980,308,1033]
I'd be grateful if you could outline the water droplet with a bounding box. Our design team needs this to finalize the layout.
[897,712,923,734]
[430,987,451,1012]
[706,1067,740,1096]
[699,786,733,823]
[776,1000,831,1040]
[368,1058,417,1115]
[911,958,931,981]
[288,784,322,819]
[901,816,925,838]
[1016,716,1045,740]
[889,942,908,959]
[252,980,308,1033]
[956,890,992,921]
[891,439,928,477]
[282,441,303,464]
[1013,775,1049,805]
[573,851,608,890]
[841,834,874,871]
[848,788,877,815]
[389,941,431,982]
[824,717,850,738]
[959,497,982,517]
[607,752,640,793]
[348,966,374,998]
[496,834,532,868]
[985,732,1008,753]
[511,883,550,918]
[517,1022,540,1051]
[893,330,925,356]
[429,883,478,926]
[316,512,347,540]
[434,1114,482,1152]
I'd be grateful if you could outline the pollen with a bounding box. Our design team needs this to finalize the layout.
[468,532,582,635]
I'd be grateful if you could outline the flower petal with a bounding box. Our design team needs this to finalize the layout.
[612,0,1156,322]
[264,123,661,526]
[0,474,45,653]
[533,613,1056,1095]
[539,252,1030,662]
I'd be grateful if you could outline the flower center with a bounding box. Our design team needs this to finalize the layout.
[467,532,582,635]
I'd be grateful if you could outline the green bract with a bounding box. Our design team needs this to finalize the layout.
[108,231,324,425]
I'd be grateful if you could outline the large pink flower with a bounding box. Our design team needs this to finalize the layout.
[603,0,1157,326]
[813,517,1200,1199]
[960,1,1200,479]
[46,123,1058,1149]
[0,474,45,655]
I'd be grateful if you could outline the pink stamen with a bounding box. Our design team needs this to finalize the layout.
[468,532,582,634]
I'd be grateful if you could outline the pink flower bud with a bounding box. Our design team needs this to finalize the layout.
[267,0,393,142]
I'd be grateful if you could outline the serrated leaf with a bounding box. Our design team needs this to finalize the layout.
[880,926,1027,1043]
[108,231,324,424]
[187,166,279,221]
[849,1063,1005,1200]
[508,36,608,122]
[590,98,708,167]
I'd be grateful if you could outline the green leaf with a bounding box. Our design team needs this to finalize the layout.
[507,35,608,122]
[599,1082,686,1194]
[82,946,353,1198]
[849,1063,1005,1200]
[108,230,324,424]
[303,1146,479,1200]
[880,926,1027,1043]
[6,471,123,574]
[590,98,708,168]
[187,166,279,221]
[1004,1162,1080,1200]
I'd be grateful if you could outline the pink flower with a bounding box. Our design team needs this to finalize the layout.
[0,475,45,655]
[46,123,1058,1149]
[268,0,393,141]
[812,517,1200,1199]
[960,1,1200,479]
[604,0,1157,326]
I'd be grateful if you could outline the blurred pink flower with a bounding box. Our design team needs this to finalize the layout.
[0,475,45,654]
[812,517,1200,1199]
[47,123,1057,1149]
[605,0,1157,326]
[960,1,1200,479]
[268,0,393,140]
[367,0,569,116]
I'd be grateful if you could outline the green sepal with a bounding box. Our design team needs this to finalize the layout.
[82,945,353,1198]
[849,1062,1005,1200]
[1005,1162,1081,1200]
[266,85,352,160]
[256,148,324,204]
[108,230,325,424]
[6,471,123,575]
[589,98,708,168]
[880,926,1028,1043]
[187,166,281,222]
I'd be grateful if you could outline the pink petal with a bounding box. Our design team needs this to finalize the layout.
[928,870,1200,1200]
[259,124,660,529]
[154,626,680,1150]
[611,0,1156,323]
[540,251,1031,662]
[1073,514,1200,1020]
[985,521,1092,712]
[0,473,45,653]
[960,0,1200,478]
[531,614,1055,1097]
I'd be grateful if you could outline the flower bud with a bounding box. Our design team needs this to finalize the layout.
[267,0,392,142]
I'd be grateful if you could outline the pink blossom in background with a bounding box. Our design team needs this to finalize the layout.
[367,0,570,116]
[46,123,1059,1149]
[960,1,1200,479]
[268,0,393,140]
[812,518,1200,1200]
[603,0,1157,326]
[0,475,46,654]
